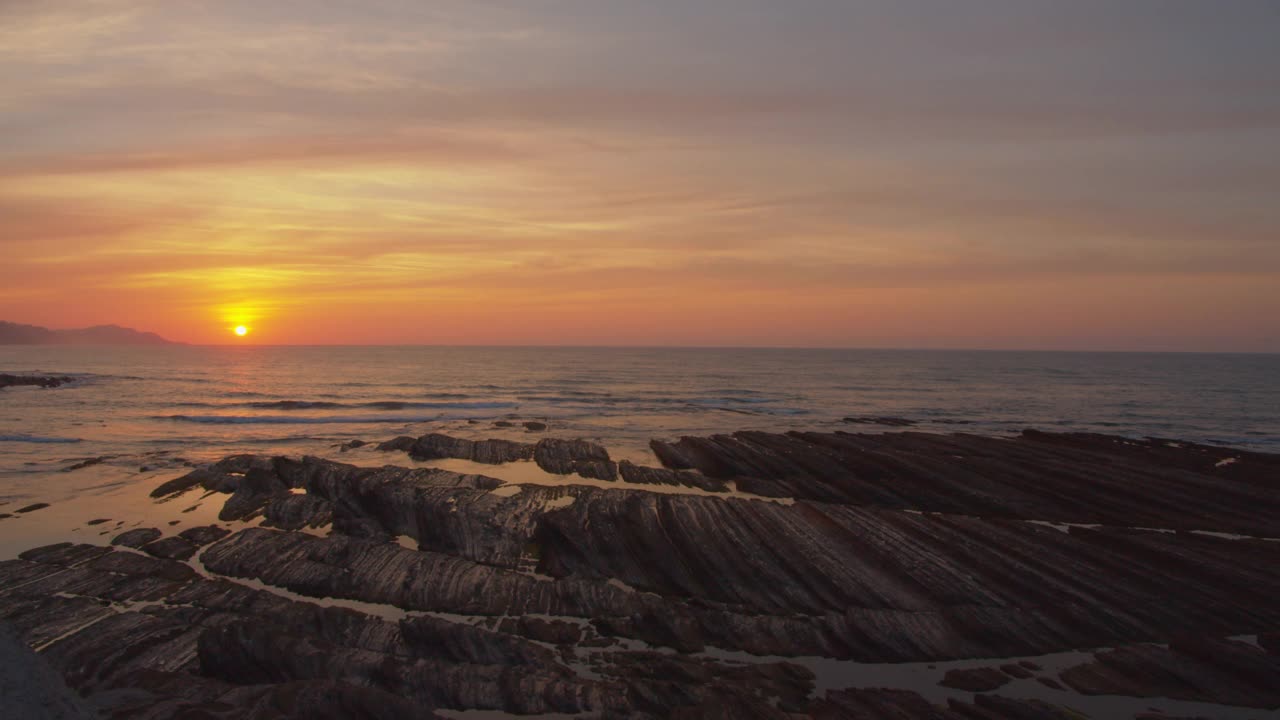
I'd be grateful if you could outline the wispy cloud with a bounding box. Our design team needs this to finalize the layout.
[1,0,1278,349]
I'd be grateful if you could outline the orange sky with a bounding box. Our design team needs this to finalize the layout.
[2,1,1278,350]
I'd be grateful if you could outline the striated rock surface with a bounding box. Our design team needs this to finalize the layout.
[178,524,231,547]
[111,527,162,548]
[618,459,728,492]
[376,435,417,452]
[374,432,629,480]
[4,429,1280,717]
[139,535,199,561]
[809,688,1080,719]
[1060,636,1280,708]
[0,538,833,719]
[496,616,584,645]
[400,433,536,464]
[535,437,617,480]
[201,527,650,619]
[649,430,1280,534]
[940,666,1012,692]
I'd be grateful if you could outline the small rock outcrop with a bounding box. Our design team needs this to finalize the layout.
[534,438,616,480]
[0,373,74,390]
[111,527,162,548]
[618,459,728,492]
[1060,637,1280,708]
[403,433,535,464]
[940,666,1012,692]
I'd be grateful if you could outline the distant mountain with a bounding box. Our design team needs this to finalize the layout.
[0,321,176,345]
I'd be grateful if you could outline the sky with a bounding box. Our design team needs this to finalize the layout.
[2,0,1278,350]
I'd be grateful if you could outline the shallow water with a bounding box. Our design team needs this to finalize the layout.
[2,346,1275,466]
[2,345,1276,541]
[2,345,1275,553]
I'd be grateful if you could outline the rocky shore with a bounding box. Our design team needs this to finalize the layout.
[0,373,74,390]
[1,429,1278,718]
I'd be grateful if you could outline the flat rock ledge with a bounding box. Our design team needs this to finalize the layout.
[3,429,1279,718]
[374,431,725,489]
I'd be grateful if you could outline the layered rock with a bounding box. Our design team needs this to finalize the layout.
[809,688,1080,719]
[148,442,1280,663]
[395,433,536,464]
[1,539,824,719]
[534,438,617,480]
[201,527,651,619]
[1060,636,1280,708]
[940,666,1013,692]
[6,428,1280,717]
[111,527,162,548]
[618,459,728,492]
[649,430,1280,534]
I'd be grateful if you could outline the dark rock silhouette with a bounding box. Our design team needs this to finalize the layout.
[0,373,75,389]
[940,666,1012,692]
[842,416,917,426]
[649,430,1280,533]
[1060,636,1280,708]
[533,438,616,480]
[111,527,162,548]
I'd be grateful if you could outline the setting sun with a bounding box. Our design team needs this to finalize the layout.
[234,325,248,337]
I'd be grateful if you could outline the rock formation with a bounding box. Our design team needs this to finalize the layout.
[3,429,1279,717]
[0,373,75,389]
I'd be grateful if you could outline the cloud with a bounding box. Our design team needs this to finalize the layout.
[1,0,1278,349]
[1,131,531,176]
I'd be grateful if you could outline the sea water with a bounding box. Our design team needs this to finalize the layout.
[1,345,1277,510]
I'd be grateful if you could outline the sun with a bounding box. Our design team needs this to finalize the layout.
[234,325,249,337]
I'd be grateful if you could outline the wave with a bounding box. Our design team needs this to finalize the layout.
[331,381,429,388]
[0,434,83,444]
[689,396,779,405]
[72,373,143,382]
[704,388,766,396]
[157,414,451,425]
[357,400,512,410]
[173,399,516,411]
[518,396,606,405]
[247,401,346,410]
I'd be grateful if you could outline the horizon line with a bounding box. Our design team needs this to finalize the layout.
[8,342,1278,356]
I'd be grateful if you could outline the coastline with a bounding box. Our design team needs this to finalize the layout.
[2,426,1278,718]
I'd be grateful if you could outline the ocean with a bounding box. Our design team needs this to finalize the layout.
[4,344,1279,476]
[1,345,1277,555]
